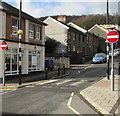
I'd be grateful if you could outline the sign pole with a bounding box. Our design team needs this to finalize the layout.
[106,42,110,80]
[106,30,119,91]
[0,41,8,86]
[3,50,5,86]
[111,43,114,91]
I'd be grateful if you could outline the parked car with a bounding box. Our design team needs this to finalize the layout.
[45,59,54,71]
[92,53,107,63]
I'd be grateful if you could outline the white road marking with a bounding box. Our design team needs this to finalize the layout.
[67,92,80,115]
[67,92,74,106]
[70,80,87,86]
[0,89,16,95]
[68,106,80,115]
[36,79,58,85]
[26,85,34,88]
[85,64,93,70]
[55,79,72,85]
[42,86,52,88]
[60,87,67,89]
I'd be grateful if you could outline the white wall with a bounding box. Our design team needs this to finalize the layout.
[44,18,68,46]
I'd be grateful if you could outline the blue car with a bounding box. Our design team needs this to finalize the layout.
[92,53,107,63]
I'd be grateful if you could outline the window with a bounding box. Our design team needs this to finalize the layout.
[73,45,76,51]
[68,31,71,40]
[5,48,23,75]
[79,34,81,42]
[67,44,71,52]
[12,18,18,36]
[73,33,76,41]
[81,35,83,42]
[36,26,40,40]
[28,50,41,71]
[29,23,34,39]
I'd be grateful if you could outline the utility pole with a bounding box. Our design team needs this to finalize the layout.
[106,0,110,80]
[18,0,23,85]
[106,0,109,24]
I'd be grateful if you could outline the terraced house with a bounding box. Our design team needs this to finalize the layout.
[0,1,46,80]
[44,17,99,64]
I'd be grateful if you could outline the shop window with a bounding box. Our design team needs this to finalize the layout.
[5,54,11,71]
[28,50,41,71]
[12,54,17,72]
[5,48,23,75]
[12,18,18,36]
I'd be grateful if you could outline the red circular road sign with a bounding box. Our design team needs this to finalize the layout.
[106,31,119,43]
[0,41,8,50]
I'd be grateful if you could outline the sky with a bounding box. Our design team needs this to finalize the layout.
[2,0,120,18]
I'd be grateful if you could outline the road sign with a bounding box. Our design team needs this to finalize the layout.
[106,31,119,43]
[0,41,8,50]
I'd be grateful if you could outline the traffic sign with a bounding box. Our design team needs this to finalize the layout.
[106,31,119,43]
[0,41,8,50]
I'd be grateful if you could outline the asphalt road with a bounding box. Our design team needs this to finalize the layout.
[1,57,119,115]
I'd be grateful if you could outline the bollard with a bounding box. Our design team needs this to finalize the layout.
[63,64,65,74]
[45,68,48,79]
[119,63,120,75]
[58,65,60,76]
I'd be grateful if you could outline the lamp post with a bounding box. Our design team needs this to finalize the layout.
[18,0,23,85]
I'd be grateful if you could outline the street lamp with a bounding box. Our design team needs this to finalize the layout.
[18,0,23,85]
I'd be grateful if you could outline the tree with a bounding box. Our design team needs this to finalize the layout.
[45,37,60,54]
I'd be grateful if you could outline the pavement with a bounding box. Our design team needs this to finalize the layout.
[0,63,120,115]
[80,75,120,115]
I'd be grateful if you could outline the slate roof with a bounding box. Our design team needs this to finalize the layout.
[0,1,47,26]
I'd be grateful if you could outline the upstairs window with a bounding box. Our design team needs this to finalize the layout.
[36,26,40,40]
[73,33,76,41]
[12,18,18,36]
[73,45,76,51]
[68,31,71,40]
[67,44,71,52]
[29,23,34,39]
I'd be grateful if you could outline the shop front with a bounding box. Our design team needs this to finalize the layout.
[0,41,45,81]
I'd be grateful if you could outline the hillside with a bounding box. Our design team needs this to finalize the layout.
[39,14,120,30]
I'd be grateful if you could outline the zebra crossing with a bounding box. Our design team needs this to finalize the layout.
[35,78,88,88]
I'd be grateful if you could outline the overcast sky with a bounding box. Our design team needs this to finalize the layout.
[3,0,120,18]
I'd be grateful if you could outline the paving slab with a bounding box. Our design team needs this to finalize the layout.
[80,75,120,115]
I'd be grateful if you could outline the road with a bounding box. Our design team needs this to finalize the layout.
[1,57,119,115]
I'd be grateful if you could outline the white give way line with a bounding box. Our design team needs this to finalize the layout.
[67,92,80,115]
